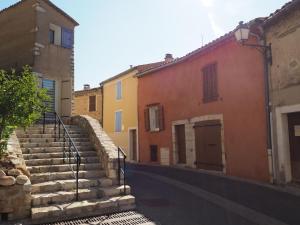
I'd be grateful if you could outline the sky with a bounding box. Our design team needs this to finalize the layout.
[0,0,288,90]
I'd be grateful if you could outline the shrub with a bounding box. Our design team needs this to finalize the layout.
[0,66,49,157]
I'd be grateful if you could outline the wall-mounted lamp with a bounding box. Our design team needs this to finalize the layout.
[235,21,272,65]
[235,21,273,159]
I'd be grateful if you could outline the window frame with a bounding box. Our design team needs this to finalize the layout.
[145,104,165,132]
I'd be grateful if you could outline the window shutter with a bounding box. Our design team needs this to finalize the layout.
[89,96,96,112]
[144,108,150,131]
[212,64,218,98]
[61,27,74,49]
[203,63,218,102]
[158,105,165,131]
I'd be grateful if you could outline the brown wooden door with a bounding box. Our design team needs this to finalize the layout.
[175,125,186,163]
[130,129,137,161]
[194,120,223,171]
[288,112,300,182]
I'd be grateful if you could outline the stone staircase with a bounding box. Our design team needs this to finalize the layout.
[16,124,135,222]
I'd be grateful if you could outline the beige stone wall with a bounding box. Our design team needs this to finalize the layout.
[74,88,103,124]
[0,132,31,221]
[266,8,300,107]
[33,0,77,117]
[266,7,300,183]
[0,0,36,70]
[71,115,120,183]
[0,0,78,118]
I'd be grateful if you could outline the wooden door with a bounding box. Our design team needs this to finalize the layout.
[194,120,223,171]
[288,112,300,182]
[130,129,137,161]
[175,125,186,163]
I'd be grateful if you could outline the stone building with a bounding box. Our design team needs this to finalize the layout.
[73,84,103,124]
[264,0,300,184]
[0,0,79,118]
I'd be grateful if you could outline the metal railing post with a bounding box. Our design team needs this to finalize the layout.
[58,120,61,140]
[43,112,45,134]
[54,113,57,142]
[69,139,71,164]
[118,147,120,186]
[123,154,126,195]
[63,130,66,163]
[76,153,80,201]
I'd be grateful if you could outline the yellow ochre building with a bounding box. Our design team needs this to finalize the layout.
[101,60,166,161]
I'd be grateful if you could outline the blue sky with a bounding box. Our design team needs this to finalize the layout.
[1,0,288,90]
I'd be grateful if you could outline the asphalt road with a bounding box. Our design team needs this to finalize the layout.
[127,169,256,225]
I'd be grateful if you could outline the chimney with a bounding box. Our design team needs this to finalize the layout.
[83,84,90,90]
[165,53,174,63]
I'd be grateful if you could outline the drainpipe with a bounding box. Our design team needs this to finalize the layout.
[262,35,275,183]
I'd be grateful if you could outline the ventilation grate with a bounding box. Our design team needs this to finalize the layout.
[41,211,156,225]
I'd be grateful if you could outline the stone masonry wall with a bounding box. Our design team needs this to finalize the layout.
[0,132,31,221]
[72,115,121,182]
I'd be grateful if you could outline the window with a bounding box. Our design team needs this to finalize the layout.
[115,111,122,132]
[42,79,55,112]
[49,24,74,48]
[49,29,55,44]
[144,105,164,132]
[61,27,74,49]
[89,96,96,112]
[203,63,218,103]
[116,80,122,100]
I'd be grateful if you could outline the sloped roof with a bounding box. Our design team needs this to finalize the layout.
[100,61,166,85]
[264,0,300,27]
[137,31,233,77]
[0,0,79,26]
[74,86,102,97]
[137,18,266,77]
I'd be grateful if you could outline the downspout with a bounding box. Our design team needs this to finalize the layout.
[100,84,104,127]
[262,33,275,183]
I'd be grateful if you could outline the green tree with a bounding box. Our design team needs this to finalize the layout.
[0,66,49,157]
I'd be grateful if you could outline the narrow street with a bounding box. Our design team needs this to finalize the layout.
[127,169,256,225]
[127,164,300,225]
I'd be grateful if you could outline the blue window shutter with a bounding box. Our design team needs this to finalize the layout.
[115,111,122,132]
[61,27,74,49]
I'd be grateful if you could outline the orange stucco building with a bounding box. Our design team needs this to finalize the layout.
[137,21,270,182]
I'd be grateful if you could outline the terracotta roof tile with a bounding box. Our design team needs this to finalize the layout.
[264,0,300,26]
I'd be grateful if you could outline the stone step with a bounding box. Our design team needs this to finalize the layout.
[31,195,135,220]
[20,141,92,148]
[32,188,100,207]
[25,156,99,166]
[18,137,90,143]
[31,170,106,184]
[17,129,84,135]
[23,151,97,160]
[100,185,131,197]
[32,178,113,193]
[22,146,94,154]
[28,163,101,174]
[17,133,88,139]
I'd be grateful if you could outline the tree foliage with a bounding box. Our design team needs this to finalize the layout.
[0,66,49,157]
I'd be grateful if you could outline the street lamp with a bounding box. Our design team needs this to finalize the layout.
[235,21,273,173]
[234,21,272,65]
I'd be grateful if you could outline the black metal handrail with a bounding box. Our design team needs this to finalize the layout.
[42,112,81,200]
[117,147,127,195]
